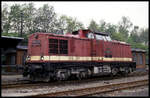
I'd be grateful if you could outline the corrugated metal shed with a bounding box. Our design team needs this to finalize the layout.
[1,36,24,48]
[16,45,28,50]
[131,48,146,53]
[2,36,24,40]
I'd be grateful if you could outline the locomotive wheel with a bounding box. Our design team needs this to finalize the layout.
[129,67,132,73]
[57,73,64,81]
[29,74,36,82]
[76,74,81,80]
[56,71,69,81]
[121,68,129,76]
[44,74,51,82]
[44,78,50,82]
[125,68,129,74]
[81,71,86,78]
[111,68,118,76]
[77,71,86,80]
[87,69,92,77]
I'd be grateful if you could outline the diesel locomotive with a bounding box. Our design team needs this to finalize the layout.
[23,29,136,82]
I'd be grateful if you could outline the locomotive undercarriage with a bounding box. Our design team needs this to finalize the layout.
[23,62,136,82]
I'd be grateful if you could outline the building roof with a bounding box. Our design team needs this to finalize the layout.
[131,48,146,53]
[1,36,24,48]
[16,45,28,50]
[2,36,24,40]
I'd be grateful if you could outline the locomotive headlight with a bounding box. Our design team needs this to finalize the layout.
[26,56,31,61]
[41,56,44,60]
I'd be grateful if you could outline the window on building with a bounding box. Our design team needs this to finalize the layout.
[139,53,143,65]
[132,53,137,63]
[10,55,16,65]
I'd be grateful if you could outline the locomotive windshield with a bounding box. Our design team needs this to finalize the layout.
[87,32,111,41]
[95,34,106,41]
[97,35,111,41]
[105,36,111,41]
[87,32,95,39]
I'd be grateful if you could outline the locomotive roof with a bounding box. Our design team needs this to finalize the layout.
[93,31,109,36]
[31,30,130,45]
[30,32,77,39]
[72,29,109,36]
[32,29,109,38]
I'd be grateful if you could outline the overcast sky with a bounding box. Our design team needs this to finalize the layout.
[2,1,149,29]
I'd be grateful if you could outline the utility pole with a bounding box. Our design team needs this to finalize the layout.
[20,12,23,37]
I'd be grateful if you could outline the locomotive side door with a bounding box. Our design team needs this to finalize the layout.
[104,41,112,58]
[88,32,98,61]
[91,36,98,62]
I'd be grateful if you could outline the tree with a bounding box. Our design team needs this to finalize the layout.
[131,26,139,34]
[128,26,141,43]
[34,4,57,33]
[111,32,125,41]
[88,20,117,37]
[105,23,117,38]
[2,4,10,34]
[128,26,149,46]
[9,4,22,34]
[118,16,133,41]
[57,15,84,33]
[88,20,99,32]
[98,20,107,32]
[139,28,149,45]
[21,3,36,34]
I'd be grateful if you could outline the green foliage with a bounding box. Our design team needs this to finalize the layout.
[34,4,57,33]
[118,16,133,41]
[57,15,84,33]
[2,32,19,37]
[88,20,99,32]
[111,32,125,42]
[131,43,148,50]
[98,20,107,32]
[139,28,149,45]
[105,23,117,35]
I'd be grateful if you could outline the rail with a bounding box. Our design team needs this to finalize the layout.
[2,71,148,89]
[31,79,148,97]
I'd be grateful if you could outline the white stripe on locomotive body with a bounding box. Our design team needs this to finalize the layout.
[29,56,132,62]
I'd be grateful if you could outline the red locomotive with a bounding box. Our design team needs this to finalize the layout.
[23,29,136,82]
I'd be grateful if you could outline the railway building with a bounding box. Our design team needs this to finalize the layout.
[1,36,27,74]
[131,48,147,69]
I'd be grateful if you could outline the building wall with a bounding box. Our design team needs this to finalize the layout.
[5,53,16,65]
[132,52,146,69]
[16,49,27,65]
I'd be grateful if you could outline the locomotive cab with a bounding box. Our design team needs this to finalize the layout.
[72,29,112,41]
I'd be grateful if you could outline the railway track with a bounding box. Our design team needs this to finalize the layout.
[2,72,148,89]
[1,75,120,89]
[31,79,148,97]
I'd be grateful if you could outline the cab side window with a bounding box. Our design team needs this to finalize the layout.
[87,32,95,39]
